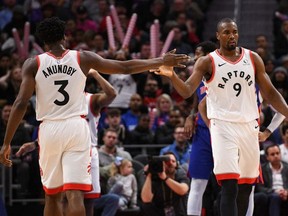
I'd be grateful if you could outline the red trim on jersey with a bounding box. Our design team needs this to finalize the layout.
[84,193,101,199]
[215,47,245,64]
[249,50,256,74]
[77,51,80,64]
[36,56,40,70]
[238,177,257,184]
[206,54,215,84]
[89,95,98,117]
[215,173,240,182]
[64,183,92,191]
[257,165,264,184]
[46,49,70,59]
[43,185,63,195]
[43,183,92,195]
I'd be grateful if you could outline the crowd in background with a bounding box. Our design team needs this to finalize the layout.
[2,0,288,215]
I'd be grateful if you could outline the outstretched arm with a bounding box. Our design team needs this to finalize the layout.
[80,49,190,76]
[88,69,117,115]
[151,56,211,99]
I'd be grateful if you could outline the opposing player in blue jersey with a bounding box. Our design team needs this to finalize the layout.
[184,41,217,216]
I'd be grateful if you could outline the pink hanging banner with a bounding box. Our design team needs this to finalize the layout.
[23,22,30,58]
[32,42,44,54]
[106,16,116,50]
[150,24,157,58]
[160,30,175,55]
[110,5,125,43]
[12,28,24,58]
[154,19,160,57]
[122,13,137,49]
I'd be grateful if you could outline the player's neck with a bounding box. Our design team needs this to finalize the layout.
[218,47,240,57]
[48,44,66,53]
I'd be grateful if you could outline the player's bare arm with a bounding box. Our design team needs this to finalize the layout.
[80,50,190,75]
[88,69,117,114]
[0,58,37,166]
[198,96,209,127]
[184,93,198,138]
[174,55,211,99]
[254,52,288,117]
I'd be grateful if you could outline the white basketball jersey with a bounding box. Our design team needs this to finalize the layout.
[108,74,136,108]
[85,93,100,146]
[35,50,87,121]
[204,48,259,122]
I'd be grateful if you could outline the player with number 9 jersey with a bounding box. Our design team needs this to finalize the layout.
[204,48,259,122]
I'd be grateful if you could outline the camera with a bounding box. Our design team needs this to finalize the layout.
[148,155,171,174]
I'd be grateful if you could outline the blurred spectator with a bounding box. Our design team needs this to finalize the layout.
[131,42,151,60]
[154,108,182,144]
[274,19,288,59]
[98,108,129,147]
[99,129,132,167]
[270,66,288,103]
[1,5,32,59]
[87,0,110,32]
[0,103,31,148]
[75,5,98,32]
[0,51,12,78]
[98,129,132,194]
[264,58,276,78]
[134,0,168,34]
[166,0,205,40]
[163,24,194,55]
[255,34,275,62]
[107,158,139,210]
[151,93,174,131]
[122,93,145,131]
[0,64,22,104]
[74,29,98,51]
[142,78,162,110]
[0,103,34,197]
[159,125,191,165]
[105,50,141,112]
[93,193,120,216]
[126,113,155,156]
[175,12,200,50]
[141,152,189,216]
[0,0,18,30]
[279,124,288,163]
[94,32,109,57]
[255,144,288,216]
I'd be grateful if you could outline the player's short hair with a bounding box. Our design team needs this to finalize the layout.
[217,18,236,31]
[36,17,66,44]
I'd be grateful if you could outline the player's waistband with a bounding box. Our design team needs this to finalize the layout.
[40,115,87,123]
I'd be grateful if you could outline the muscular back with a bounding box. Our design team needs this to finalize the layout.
[35,50,87,120]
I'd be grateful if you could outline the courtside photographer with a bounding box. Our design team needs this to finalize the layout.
[141,152,190,216]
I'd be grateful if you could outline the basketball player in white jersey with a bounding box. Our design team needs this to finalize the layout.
[83,69,116,216]
[151,17,288,216]
[15,69,117,216]
[0,17,189,216]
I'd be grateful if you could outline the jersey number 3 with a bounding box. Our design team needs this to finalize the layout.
[54,80,69,106]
